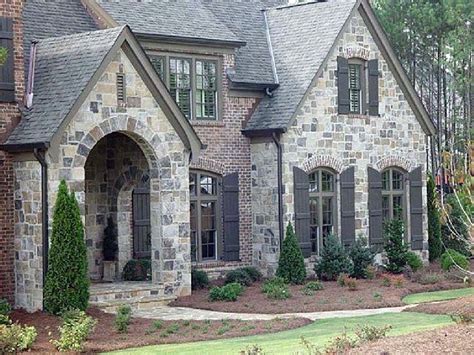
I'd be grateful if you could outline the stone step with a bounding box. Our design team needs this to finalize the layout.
[93,296,175,313]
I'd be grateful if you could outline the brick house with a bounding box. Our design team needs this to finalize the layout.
[0,0,435,312]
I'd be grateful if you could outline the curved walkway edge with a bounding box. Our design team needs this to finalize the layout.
[130,304,418,321]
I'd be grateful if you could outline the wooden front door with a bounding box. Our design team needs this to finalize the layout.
[132,186,151,259]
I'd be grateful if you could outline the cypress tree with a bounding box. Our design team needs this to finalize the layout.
[44,181,90,314]
[276,222,306,284]
[427,175,442,261]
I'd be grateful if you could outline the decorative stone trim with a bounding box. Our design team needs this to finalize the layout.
[343,46,370,60]
[375,155,414,172]
[301,155,345,174]
[190,157,225,176]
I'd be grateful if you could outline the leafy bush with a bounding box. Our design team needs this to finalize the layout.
[301,281,323,295]
[337,273,349,287]
[191,269,209,290]
[412,272,442,285]
[51,310,96,352]
[348,236,375,279]
[314,235,353,281]
[240,344,265,355]
[427,175,443,261]
[441,192,472,256]
[355,324,392,342]
[406,251,423,272]
[441,249,469,271]
[0,323,37,353]
[276,222,306,284]
[0,300,11,317]
[380,274,391,287]
[373,292,383,302]
[115,305,132,333]
[365,265,376,280]
[344,276,358,291]
[391,274,405,288]
[122,259,151,281]
[261,277,291,300]
[240,266,263,282]
[450,312,473,325]
[44,181,89,315]
[325,330,358,353]
[383,217,408,274]
[103,216,118,261]
[209,283,243,302]
[225,269,253,286]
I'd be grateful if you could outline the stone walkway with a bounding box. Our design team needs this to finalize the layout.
[131,304,417,321]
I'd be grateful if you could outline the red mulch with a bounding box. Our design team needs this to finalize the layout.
[171,276,469,314]
[406,295,474,316]
[10,308,310,353]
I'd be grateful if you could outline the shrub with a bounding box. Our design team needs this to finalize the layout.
[51,310,96,352]
[209,283,243,302]
[302,281,323,295]
[391,274,405,288]
[383,217,408,274]
[240,344,265,355]
[0,300,11,317]
[115,305,132,333]
[325,330,358,353]
[413,272,442,285]
[0,323,37,353]
[355,324,392,342]
[261,277,291,300]
[225,269,253,286]
[103,216,118,261]
[427,175,443,261]
[450,312,473,325]
[240,266,263,282]
[191,269,209,290]
[381,274,391,287]
[406,251,423,272]
[365,265,376,280]
[276,222,306,284]
[314,235,353,281]
[122,259,151,281]
[349,236,375,279]
[153,320,163,330]
[441,192,471,256]
[337,273,349,287]
[441,249,469,271]
[373,292,383,302]
[44,181,89,315]
[345,276,358,290]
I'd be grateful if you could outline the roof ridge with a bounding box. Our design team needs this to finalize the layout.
[31,25,126,45]
[274,0,356,11]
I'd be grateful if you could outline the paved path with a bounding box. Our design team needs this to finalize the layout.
[132,304,417,321]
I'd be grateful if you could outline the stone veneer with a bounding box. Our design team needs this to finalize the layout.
[14,48,192,311]
[251,11,429,273]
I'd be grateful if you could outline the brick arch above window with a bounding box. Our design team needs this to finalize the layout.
[190,157,226,176]
[375,155,415,173]
[301,155,345,174]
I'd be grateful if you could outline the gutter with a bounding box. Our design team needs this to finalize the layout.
[271,133,284,246]
[33,148,49,307]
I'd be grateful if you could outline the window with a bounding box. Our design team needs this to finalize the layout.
[348,63,361,113]
[190,171,220,262]
[148,53,219,120]
[308,169,336,254]
[382,168,406,221]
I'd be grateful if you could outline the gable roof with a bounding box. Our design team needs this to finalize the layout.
[3,26,202,157]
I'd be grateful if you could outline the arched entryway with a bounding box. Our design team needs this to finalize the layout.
[84,132,152,281]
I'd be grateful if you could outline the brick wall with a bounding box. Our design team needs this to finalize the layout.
[0,0,24,303]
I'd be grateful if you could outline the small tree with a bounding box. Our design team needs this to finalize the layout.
[427,175,442,261]
[276,222,306,284]
[349,236,375,279]
[383,217,408,274]
[103,217,118,261]
[44,181,90,315]
[315,235,353,281]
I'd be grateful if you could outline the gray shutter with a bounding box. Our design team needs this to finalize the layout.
[0,17,15,102]
[368,59,379,116]
[340,166,355,247]
[409,166,423,250]
[223,172,240,261]
[368,167,383,249]
[337,56,349,114]
[293,166,311,257]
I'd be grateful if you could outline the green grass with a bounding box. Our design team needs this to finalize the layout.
[402,287,474,305]
[107,312,452,354]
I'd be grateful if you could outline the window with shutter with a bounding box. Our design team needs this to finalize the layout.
[222,172,240,261]
[149,55,165,81]
[196,60,217,120]
[381,168,406,222]
[293,166,312,257]
[340,166,355,247]
[368,59,379,116]
[170,57,191,119]
[368,167,383,248]
[409,166,424,250]
[0,17,14,102]
[348,64,361,114]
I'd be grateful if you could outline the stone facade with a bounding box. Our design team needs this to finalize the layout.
[13,48,192,311]
[251,11,429,272]
[0,0,24,303]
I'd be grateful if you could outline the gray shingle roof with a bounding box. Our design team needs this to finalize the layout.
[245,0,357,131]
[5,27,124,147]
[98,0,242,45]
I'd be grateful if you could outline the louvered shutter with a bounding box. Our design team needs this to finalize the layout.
[368,59,379,116]
[368,167,383,249]
[293,166,311,257]
[0,17,14,102]
[340,166,355,247]
[223,172,240,261]
[337,56,350,114]
[409,166,424,250]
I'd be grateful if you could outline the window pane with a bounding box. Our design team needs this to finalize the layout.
[190,202,197,262]
[149,55,165,81]
[201,201,216,260]
[321,171,334,192]
[170,58,191,118]
[392,170,403,190]
[189,173,196,196]
[196,60,217,120]
[382,195,390,221]
[200,175,217,196]
[309,172,319,192]
[382,170,390,191]
[322,197,333,225]
[309,197,319,254]
[393,195,403,219]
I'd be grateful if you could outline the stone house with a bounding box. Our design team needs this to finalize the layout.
[0,0,435,312]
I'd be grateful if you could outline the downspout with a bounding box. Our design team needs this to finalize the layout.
[33,148,48,307]
[271,133,284,246]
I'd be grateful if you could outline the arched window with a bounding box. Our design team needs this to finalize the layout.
[308,168,337,254]
[382,168,406,221]
[190,171,221,262]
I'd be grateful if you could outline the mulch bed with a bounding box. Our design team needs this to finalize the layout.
[11,308,311,353]
[171,277,468,314]
[406,295,474,316]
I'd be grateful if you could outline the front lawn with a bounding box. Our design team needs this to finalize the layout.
[109,312,453,354]
[402,287,474,304]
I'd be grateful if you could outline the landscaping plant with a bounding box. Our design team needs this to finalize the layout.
[225,269,253,286]
[427,175,443,261]
[276,222,306,284]
[122,259,151,281]
[261,277,291,300]
[115,305,132,333]
[405,251,423,272]
[440,249,469,271]
[355,324,392,342]
[314,234,353,281]
[0,322,37,353]
[301,281,323,295]
[209,283,243,302]
[44,181,89,315]
[383,217,408,274]
[348,236,375,279]
[103,216,118,261]
[51,309,96,352]
[240,266,263,282]
[191,269,209,290]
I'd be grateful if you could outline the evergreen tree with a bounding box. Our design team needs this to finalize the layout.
[276,222,306,284]
[383,217,408,274]
[427,175,443,261]
[314,234,353,281]
[44,181,89,315]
